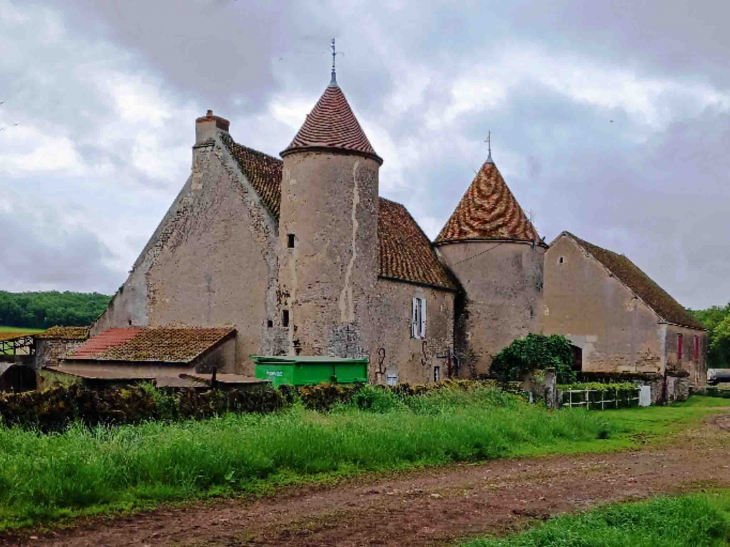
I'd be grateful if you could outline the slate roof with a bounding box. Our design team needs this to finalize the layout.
[564,232,704,329]
[222,138,455,291]
[67,327,236,363]
[35,326,90,340]
[435,160,539,244]
[280,84,382,163]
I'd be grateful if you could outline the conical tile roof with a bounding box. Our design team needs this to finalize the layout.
[281,83,382,164]
[435,160,539,244]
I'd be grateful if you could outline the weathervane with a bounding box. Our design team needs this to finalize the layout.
[330,38,337,86]
[485,131,493,162]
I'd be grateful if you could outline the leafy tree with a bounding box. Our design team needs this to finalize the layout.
[491,333,576,384]
[689,304,730,369]
[0,291,111,329]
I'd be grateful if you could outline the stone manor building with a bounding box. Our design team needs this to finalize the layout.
[88,65,545,385]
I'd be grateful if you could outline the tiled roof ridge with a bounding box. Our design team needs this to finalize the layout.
[281,85,382,163]
[435,160,540,244]
[564,232,704,330]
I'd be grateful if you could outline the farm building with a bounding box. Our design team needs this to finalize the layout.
[541,231,707,396]
[86,62,544,385]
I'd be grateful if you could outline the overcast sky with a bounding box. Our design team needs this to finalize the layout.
[1,0,728,309]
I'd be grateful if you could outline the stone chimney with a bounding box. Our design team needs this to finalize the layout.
[195,109,230,145]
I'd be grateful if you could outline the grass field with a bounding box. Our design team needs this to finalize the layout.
[0,326,43,355]
[0,387,725,530]
[462,490,730,546]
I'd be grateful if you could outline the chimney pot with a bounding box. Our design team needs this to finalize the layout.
[207,109,213,116]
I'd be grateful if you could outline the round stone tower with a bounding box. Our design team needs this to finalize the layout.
[435,154,546,376]
[277,68,383,357]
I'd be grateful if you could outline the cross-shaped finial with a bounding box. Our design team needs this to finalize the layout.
[485,131,493,162]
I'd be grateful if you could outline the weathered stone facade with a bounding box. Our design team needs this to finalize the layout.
[541,232,707,389]
[438,241,545,376]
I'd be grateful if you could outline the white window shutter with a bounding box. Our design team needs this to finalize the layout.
[420,298,426,338]
[411,297,418,338]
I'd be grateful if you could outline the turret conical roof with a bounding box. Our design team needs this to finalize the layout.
[435,160,539,244]
[281,84,382,164]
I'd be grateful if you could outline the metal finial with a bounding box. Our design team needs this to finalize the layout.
[329,38,338,86]
[485,131,493,163]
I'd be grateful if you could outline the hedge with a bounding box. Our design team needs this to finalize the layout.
[0,379,502,431]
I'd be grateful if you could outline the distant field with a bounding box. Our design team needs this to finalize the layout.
[0,326,43,354]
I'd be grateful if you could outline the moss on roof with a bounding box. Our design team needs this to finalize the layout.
[35,326,90,340]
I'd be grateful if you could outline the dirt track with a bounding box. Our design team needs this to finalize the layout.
[4,414,730,547]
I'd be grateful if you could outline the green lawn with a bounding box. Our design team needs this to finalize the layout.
[462,490,730,547]
[0,388,724,531]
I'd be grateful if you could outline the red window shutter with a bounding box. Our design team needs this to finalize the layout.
[677,334,683,360]
[694,335,699,360]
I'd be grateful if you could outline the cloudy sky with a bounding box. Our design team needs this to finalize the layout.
[1,0,728,309]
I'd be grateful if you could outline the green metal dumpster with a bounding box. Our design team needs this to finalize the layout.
[251,356,368,387]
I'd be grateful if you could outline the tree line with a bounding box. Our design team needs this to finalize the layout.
[0,291,111,329]
[689,304,730,369]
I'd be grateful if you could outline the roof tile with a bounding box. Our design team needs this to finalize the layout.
[436,160,539,244]
[68,327,235,363]
[281,85,381,163]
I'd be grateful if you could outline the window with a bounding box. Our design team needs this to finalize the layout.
[411,297,426,339]
[287,234,295,248]
[677,333,683,360]
[282,310,290,328]
[433,366,440,382]
[267,320,273,329]
[559,256,565,264]
[694,335,700,361]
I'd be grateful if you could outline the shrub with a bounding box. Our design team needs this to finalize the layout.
[491,334,576,384]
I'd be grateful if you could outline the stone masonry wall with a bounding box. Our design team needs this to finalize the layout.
[437,241,545,376]
[278,151,380,359]
[541,236,664,375]
[92,131,281,375]
[371,278,456,385]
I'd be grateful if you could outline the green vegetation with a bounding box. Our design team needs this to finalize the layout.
[0,387,724,530]
[462,490,730,547]
[0,291,111,329]
[690,303,730,369]
[491,334,576,384]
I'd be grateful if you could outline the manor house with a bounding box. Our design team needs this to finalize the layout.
[87,65,545,385]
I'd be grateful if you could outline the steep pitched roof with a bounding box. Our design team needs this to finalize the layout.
[280,84,382,164]
[221,134,282,218]
[563,232,703,329]
[379,199,457,290]
[222,137,454,290]
[435,160,539,244]
[68,327,236,363]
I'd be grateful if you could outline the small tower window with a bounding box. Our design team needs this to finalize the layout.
[267,320,273,329]
[287,234,295,248]
[282,310,290,328]
[559,256,565,264]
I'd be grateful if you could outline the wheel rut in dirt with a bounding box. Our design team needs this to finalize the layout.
[4,415,729,547]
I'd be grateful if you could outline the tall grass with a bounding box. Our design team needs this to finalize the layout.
[0,386,619,528]
[462,491,730,547]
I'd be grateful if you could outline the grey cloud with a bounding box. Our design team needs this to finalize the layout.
[0,208,120,293]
